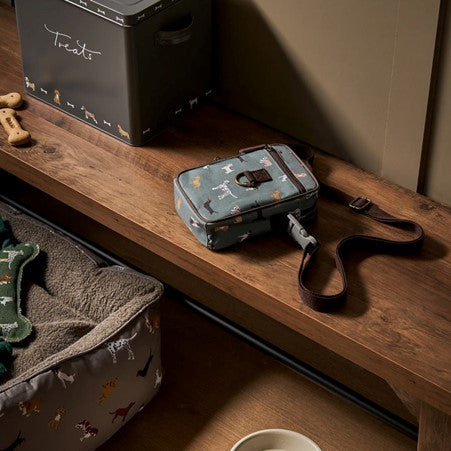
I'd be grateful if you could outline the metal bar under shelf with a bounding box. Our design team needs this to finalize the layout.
[180,295,419,441]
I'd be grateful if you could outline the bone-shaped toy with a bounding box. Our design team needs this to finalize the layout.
[0,108,30,146]
[0,92,23,109]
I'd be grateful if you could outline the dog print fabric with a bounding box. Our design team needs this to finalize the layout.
[174,143,319,250]
[0,242,39,342]
[0,304,162,450]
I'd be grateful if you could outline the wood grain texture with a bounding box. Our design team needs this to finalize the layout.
[418,403,451,450]
[97,296,416,451]
[0,174,417,425]
[0,1,450,421]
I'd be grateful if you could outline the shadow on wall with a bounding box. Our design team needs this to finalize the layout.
[418,0,451,202]
[212,0,352,163]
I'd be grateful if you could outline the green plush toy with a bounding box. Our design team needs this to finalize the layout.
[0,337,12,376]
[0,238,39,343]
[0,219,12,248]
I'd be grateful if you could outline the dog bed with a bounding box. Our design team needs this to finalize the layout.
[0,200,163,450]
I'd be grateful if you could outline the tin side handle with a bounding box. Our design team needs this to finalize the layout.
[155,15,193,46]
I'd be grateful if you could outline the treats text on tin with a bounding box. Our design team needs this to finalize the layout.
[44,24,102,61]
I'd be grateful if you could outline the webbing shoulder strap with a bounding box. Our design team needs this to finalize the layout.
[288,143,425,312]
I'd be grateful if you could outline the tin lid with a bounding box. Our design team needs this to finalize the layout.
[64,0,179,26]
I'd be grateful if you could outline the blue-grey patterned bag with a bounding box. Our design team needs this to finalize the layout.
[174,143,319,250]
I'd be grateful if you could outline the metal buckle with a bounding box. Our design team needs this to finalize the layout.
[287,213,318,251]
[234,172,256,188]
[348,197,372,211]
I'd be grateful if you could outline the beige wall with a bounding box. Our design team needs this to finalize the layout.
[423,1,451,206]
[214,0,447,202]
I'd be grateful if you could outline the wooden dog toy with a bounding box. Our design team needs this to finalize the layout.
[0,92,23,109]
[0,108,31,146]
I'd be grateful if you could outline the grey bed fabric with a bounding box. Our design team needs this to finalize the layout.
[0,200,162,385]
[0,200,163,449]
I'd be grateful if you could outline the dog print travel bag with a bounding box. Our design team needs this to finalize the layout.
[174,143,319,250]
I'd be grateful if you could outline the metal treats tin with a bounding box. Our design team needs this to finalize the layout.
[15,0,212,145]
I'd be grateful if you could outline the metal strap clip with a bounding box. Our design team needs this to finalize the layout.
[287,213,318,251]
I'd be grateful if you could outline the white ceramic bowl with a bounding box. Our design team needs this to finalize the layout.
[230,429,322,451]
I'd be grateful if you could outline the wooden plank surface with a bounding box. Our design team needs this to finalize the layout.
[0,3,450,418]
[0,175,417,425]
[98,296,416,451]
[418,403,451,450]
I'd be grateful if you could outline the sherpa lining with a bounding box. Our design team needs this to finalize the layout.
[0,201,163,391]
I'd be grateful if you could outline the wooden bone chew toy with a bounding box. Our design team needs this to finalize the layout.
[0,92,23,109]
[0,108,30,146]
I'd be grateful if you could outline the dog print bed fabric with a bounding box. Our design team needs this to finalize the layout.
[0,200,163,450]
[0,310,162,450]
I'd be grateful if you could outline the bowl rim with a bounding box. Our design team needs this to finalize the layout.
[230,428,322,451]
